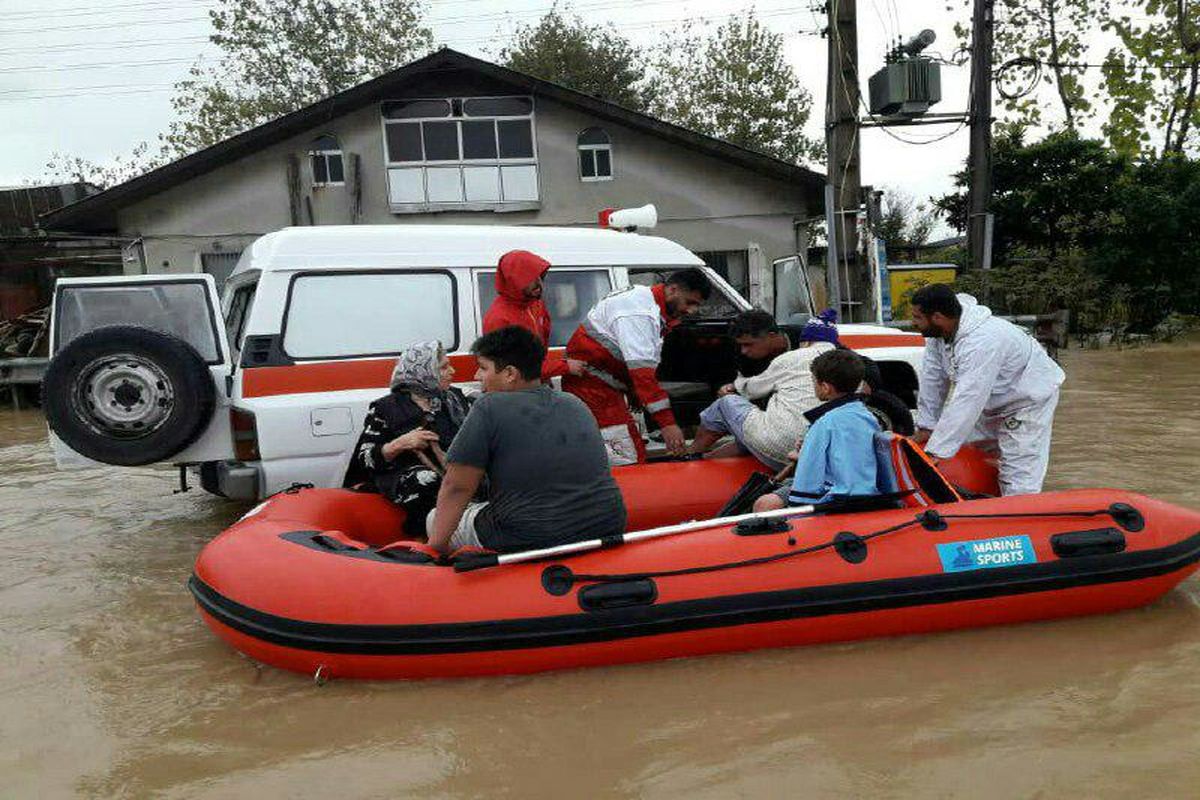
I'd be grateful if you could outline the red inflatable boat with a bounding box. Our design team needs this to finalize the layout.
[190,442,1200,680]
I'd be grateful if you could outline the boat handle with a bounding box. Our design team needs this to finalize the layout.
[579,579,658,611]
[1050,527,1127,558]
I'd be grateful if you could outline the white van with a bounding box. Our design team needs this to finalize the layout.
[43,222,927,500]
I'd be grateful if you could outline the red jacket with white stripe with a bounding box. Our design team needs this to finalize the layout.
[566,283,677,428]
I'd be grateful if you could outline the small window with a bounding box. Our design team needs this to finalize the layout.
[382,99,451,119]
[309,134,344,186]
[284,272,457,359]
[476,268,612,347]
[578,127,612,182]
[224,282,257,353]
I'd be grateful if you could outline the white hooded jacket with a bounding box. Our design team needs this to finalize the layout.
[918,294,1065,459]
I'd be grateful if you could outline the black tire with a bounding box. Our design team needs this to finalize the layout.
[864,390,915,436]
[42,325,216,466]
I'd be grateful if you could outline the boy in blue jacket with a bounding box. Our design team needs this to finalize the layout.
[753,349,882,512]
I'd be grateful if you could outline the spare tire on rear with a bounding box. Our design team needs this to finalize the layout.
[42,326,217,466]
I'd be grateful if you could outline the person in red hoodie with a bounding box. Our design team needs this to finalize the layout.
[482,250,581,381]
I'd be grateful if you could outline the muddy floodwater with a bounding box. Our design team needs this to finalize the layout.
[3,343,1200,798]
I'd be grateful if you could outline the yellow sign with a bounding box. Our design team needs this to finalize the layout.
[888,264,957,321]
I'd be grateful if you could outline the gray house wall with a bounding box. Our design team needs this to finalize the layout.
[117,82,817,307]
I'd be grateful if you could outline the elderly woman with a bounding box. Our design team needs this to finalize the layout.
[346,341,471,536]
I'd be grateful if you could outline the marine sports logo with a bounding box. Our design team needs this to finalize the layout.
[936,535,1038,573]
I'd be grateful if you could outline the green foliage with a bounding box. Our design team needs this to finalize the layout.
[649,12,822,165]
[1101,0,1200,157]
[164,0,432,156]
[500,9,655,111]
[952,0,1106,130]
[938,130,1200,330]
[876,189,937,261]
[40,142,166,190]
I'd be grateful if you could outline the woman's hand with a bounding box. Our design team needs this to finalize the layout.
[382,429,441,461]
[717,383,736,397]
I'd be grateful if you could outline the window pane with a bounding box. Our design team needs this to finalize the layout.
[327,153,345,183]
[543,270,613,346]
[311,134,339,150]
[463,166,500,202]
[579,150,595,178]
[595,148,611,177]
[225,282,257,349]
[578,127,609,145]
[387,167,425,203]
[463,97,533,117]
[476,269,610,347]
[423,121,460,161]
[312,154,328,184]
[461,120,497,159]
[284,273,456,358]
[497,120,533,158]
[58,283,221,363]
[426,167,464,202]
[382,99,451,119]
[385,122,422,162]
[500,164,538,201]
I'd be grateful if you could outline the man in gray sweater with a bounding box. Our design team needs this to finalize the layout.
[688,310,834,470]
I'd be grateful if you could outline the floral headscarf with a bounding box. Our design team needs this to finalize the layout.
[389,341,467,425]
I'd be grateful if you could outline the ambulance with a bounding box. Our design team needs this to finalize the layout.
[42,211,926,500]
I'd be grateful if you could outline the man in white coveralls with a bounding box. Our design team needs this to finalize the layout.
[909,284,1066,496]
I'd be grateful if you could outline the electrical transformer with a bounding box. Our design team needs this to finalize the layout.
[868,59,942,117]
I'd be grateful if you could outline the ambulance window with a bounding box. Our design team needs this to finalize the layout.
[283,271,457,358]
[224,282,257,352]
[476,268,611,347]
[56,282,222,364]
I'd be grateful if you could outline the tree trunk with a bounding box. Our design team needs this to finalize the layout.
[1046,0,1077,130]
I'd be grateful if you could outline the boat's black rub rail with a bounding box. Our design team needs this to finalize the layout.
[189,531,1200,656]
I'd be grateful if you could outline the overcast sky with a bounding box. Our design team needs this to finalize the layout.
[0,0,1123,224]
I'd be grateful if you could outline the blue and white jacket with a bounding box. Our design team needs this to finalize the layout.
[788,396,882,506]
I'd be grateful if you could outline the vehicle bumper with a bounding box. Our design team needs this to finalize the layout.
[199,461,262,500]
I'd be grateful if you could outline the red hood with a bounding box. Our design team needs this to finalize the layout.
[652,283,681,330]
[495,250,551,303]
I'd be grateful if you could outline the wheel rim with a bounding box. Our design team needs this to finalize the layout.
[71,353,176,439]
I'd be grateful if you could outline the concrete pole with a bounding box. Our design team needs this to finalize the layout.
[826,0,869,318]
[967,0,995,270]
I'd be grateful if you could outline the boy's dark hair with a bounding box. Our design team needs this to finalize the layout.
[471,325,544,381]
[910,284,962,318]
[731,308,779,338]
[811,349,865,394]
[665,267,711,300]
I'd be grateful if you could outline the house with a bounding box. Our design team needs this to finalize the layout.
[40,48,825,309]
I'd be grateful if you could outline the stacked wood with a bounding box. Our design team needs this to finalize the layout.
[0,306,49,358]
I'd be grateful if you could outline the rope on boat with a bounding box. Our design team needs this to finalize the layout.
[561,504,1142,587]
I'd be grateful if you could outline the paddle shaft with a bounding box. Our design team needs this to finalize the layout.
[455,504,815,572]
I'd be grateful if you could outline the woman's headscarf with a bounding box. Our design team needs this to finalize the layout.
[389,341,468,425]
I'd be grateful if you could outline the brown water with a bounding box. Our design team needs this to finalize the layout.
[3,344,1200,798]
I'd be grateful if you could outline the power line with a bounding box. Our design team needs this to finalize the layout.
[0,35,210,56]
[0,56,200,74]
[0,15,211,35]
[0,1,213,21]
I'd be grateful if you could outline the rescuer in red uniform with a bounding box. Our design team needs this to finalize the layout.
[482,249,580,381]
[562,268,710,465]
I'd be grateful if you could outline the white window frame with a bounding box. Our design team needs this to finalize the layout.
[379,95,540,210]
[309,136,345,187]
[578,128,613,183]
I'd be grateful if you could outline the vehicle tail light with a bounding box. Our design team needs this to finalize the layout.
[231,408,260,461]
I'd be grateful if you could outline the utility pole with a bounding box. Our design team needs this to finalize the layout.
[966,0,994,270]
[825,0,870,320]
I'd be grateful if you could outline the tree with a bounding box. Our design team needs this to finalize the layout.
[875,189,937,261]
[649,12,822,164]
[40,143,166,190]
[164,0,433,156]
[500,9,654,110]
[952,0,1105,131]
[934,128,1124,261]
[1101,0,1200,157]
